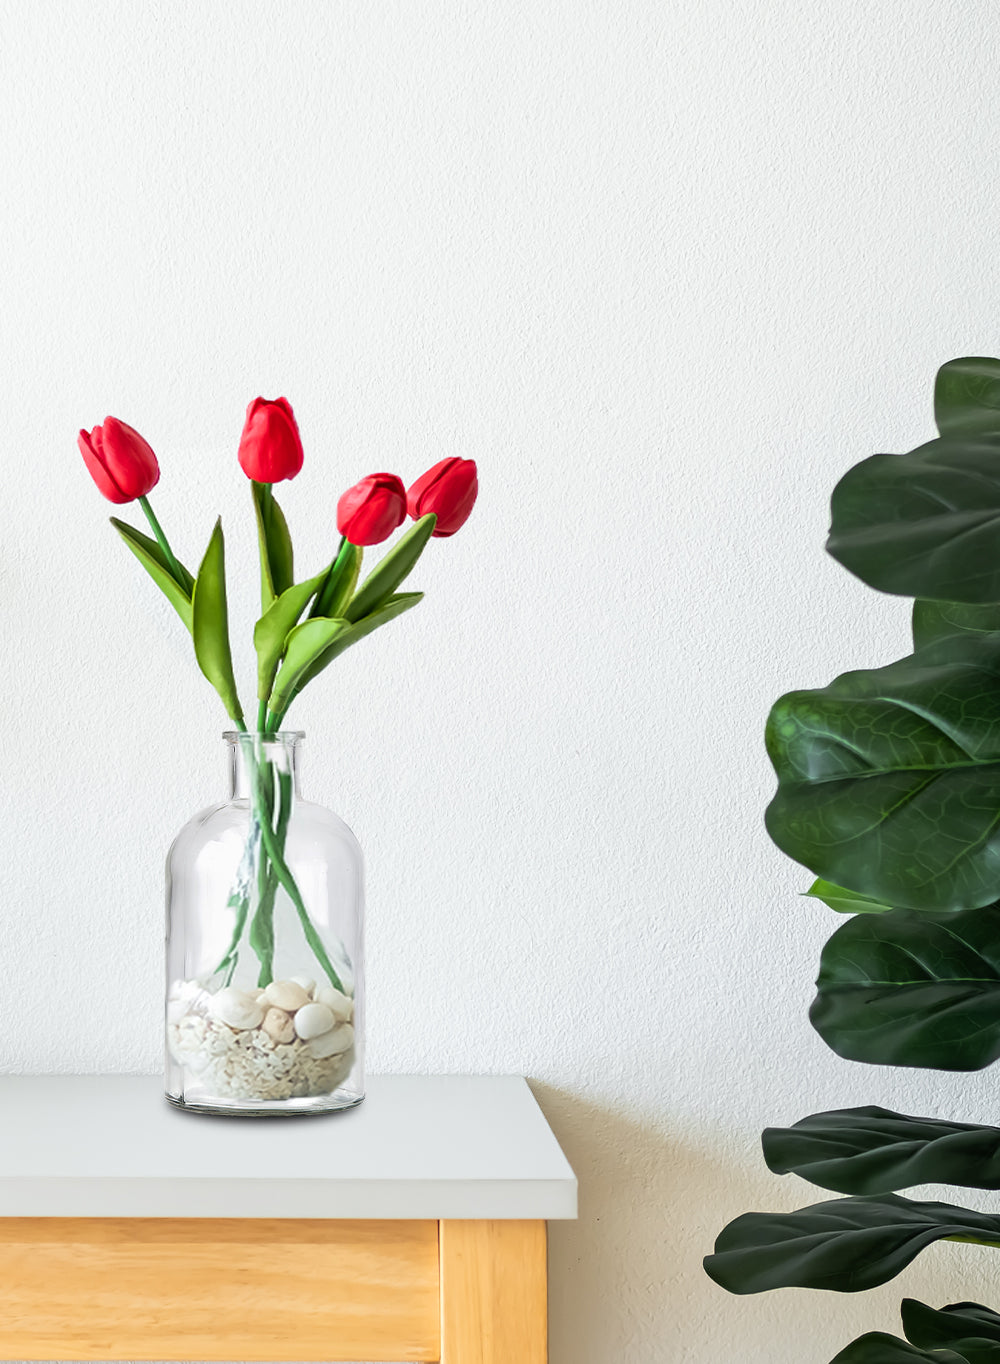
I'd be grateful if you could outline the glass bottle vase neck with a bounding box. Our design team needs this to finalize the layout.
[225,732,304,801]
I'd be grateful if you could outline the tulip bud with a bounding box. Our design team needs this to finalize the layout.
[78,417,160,504]
[406,458,478,537]
[237,397,304,483]
[337,473,407,546]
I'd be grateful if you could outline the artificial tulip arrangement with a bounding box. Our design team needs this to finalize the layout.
[80,399,477,995]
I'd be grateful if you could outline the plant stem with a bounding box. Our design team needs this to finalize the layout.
[138,496,185,584]
[247,746,276,986]
[257,697,268,733]
[255,797,345,993]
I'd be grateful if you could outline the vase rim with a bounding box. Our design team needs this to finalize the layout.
[223,730,306,742]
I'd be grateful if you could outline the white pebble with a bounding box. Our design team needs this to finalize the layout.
[264,980,310,1012]
[261,1007,295,1044]
[208,988,264,1031]
[290,974,316,996]
[293,1002,336,1040]
[315,986,354,1022]
[308,1023,354,1058]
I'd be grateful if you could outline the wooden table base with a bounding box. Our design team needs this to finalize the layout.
[0,1217,547,1362]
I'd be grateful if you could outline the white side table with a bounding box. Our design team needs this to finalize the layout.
[0,1073,576,1362]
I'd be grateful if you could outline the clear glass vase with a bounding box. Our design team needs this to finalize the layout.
[165,732,364,1116]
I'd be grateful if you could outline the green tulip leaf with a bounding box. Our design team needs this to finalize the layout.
[912,601,1000,651]
[829,1333,968,1363]
[252,482,294,608]
[344,514,436,623]
[703,1194,1000,1296]
[252,569,327,701]
[805,879,895,916]
[763,1107,1000,1195]
[765,631,1000,913]
[269,592,423,717]
[904,1300,1000,1357]
[826,436,1000,603]
[935,357,1000,437]
[267,617,350,719]
[192,518,244,724]
[810,904,1000,1071]
[110,518,194,633]
[310,541,362,620]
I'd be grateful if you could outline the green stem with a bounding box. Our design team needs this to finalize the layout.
[248,755,276,985]
[256,800,345,993]
[138,495,185,584]
[257,698,268,733]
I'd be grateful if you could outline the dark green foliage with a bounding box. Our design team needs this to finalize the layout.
[762,1108,1000,1195]
[829,1334,967,1363]
[827,1300,1000,1363]
[827,440,1000,602]
[912,600,1000,650]
[810,905,1000,1070]
[706,359,1000,1354]
[704,1195,1000,1295]
[765,633,1000,913]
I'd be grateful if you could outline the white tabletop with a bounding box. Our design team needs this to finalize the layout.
[0,1074,577,1219]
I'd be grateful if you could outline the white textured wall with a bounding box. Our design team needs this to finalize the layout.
[3,2,1000,1360]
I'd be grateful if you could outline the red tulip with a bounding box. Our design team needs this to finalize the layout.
[78,417,160,504]
[237,397,304,483]
[337,473,407,546]
[406,458,478,537]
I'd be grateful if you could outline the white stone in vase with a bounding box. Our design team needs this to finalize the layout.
[290,974,316,996]
[308,1023,354,1058]
[315,985,354,1022]
[263,980,310,1012]
[208,988,265,1031]
[293,1002,336,1040]
[261,1007,295,1044]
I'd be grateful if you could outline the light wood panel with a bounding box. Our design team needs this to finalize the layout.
[439,1219,547,1363]
[0,1217,440,1361]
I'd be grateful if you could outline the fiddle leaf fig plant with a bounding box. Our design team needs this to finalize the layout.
[704,357,1000,1361]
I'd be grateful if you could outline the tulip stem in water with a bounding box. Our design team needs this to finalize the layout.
[138,496,186,586]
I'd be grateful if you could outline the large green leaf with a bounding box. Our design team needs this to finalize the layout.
[805,879,894,915]
[251,482,294,608]
[191,519,244,724]
[826,436,1000,603]
[110,518,194,632]
[765,631,1000,913]
[913,601,1000,650]
[268,592,423,717]
[252,569,326,701]
[935,358,1000,437]
[904,1300,1000,1357]
[830,1334,967,1363]
[810,905,1000,1071]
[344,514,435,623]
[703,1194,1000,1295]
[763,1107,1000,1195]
